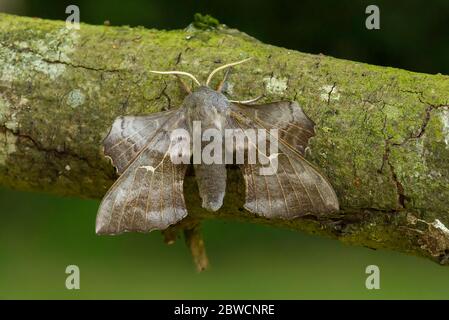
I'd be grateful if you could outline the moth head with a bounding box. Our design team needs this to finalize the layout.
[183,85,229,113]
[149,58,252,94]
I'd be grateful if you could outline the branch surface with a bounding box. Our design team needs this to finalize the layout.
[1,13,449,265]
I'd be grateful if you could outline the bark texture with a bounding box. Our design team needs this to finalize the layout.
[1,13,449,265]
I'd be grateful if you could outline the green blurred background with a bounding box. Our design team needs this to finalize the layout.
[1,0,449,299]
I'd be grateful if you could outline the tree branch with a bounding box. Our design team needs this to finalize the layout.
[1,13,449,265]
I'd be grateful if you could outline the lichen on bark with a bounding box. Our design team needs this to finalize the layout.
[0,13,449,266]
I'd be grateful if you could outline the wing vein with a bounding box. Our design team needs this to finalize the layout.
[279,157,302,213]
[274,161,290,216]
[114,163,140,232]
[130,167,150,230]
[145,170,155,231]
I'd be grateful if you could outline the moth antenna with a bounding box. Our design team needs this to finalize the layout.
[149,70,201,86]
[205,57,252,87]
[229,95,263,104]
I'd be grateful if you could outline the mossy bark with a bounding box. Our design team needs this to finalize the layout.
[1,13,449,265]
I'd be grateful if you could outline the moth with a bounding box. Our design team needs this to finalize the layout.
[96,58,339,235]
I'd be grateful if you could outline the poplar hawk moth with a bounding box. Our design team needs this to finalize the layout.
[96,58,339,234]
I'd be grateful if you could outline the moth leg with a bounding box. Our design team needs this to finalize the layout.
[176,75,191,94]
[216,68,231,92]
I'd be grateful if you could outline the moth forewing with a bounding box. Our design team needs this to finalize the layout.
[96,109,191,234]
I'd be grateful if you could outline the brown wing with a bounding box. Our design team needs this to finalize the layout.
[232,101,315,155]
[96,110,188,234]
[229,102,339,219]
[103,109,177,174]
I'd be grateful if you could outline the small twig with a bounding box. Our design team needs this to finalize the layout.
[184,222,209,272]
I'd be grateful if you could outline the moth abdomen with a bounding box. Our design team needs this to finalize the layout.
[194,163,227,212]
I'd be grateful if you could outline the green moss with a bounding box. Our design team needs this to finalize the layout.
[192,13,220,30]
